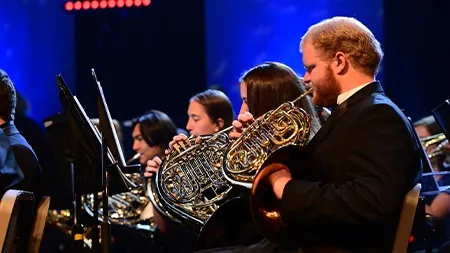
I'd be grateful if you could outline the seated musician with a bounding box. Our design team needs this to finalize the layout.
[0,68,41,198]
[196,17,422,253]
[145,89,234,177]
[414,115,450,218]
[128,110,188,251]
[414,115,450,175]
[145,89,239,250]
[414,115,450,251]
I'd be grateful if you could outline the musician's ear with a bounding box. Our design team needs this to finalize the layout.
[333,52,347,75]
[215,118,224,132]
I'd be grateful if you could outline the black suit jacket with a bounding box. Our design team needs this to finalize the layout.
[1,122,41,197]
[0,127,24,196]
[280,82,423,253]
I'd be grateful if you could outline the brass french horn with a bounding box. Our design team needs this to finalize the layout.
[222,88,313,241]
[154,126,235,233]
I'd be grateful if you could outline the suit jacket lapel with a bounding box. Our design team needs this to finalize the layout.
[309,81,384,148]
[309,100,347,148]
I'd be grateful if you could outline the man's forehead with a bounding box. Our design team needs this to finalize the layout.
[302,44,315,57]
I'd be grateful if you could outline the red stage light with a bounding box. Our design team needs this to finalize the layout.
[99,0,107,8]
[65,1,74,10]
[82,1,90,9]
[74,1,82,10]
[116,0,124,7]
[91,0,99,9]
[65,0,151,11]
[108,0,116,8]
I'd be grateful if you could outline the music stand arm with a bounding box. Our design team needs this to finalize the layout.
[70,162,85,252]
[101,134,111,253]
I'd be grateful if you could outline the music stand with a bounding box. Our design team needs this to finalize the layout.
[56,74,138,253]
[433,99,450,140]
[90,68,140,253]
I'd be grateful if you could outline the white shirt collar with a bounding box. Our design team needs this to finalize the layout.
[337,81,373,105]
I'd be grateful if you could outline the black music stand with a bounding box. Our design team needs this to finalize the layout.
[56,74,138,253]
[90,68,141,253]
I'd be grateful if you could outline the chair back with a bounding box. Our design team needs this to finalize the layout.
[0,190,34,253]
[28,196,50,253]
[392,183,422,253]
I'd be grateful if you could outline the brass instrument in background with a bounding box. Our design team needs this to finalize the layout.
[223,88,313,241]
[154,126,235,233]
[82,153,154,230]
[46,209,94,249]
[421,133,448,159]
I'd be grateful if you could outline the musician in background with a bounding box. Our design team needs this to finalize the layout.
[129,109,198,253]
[206,17,422,253]
[0,68,41,197]
[131,110,178,166]
[414,115,442,139]
[145,89,234,178]
[130,110,178,226]
[144,89,235,251]
[413,115,450,252]
[414,115,450,173]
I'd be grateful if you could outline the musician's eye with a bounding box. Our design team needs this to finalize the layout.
[304,64,315,73]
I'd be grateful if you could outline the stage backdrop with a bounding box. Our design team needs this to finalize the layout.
[73,0,206,156]
[205,0,384,115]
[0,0,75,122]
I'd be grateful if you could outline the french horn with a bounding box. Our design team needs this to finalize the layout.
[222,88,313,241]
[154,126,236,233]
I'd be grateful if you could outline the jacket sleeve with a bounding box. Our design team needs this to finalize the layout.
[280,103,420,229]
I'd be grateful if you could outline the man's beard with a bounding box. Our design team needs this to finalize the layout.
[312,66,341,108]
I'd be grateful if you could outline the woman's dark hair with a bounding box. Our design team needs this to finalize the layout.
[240,61,321,135]
[131,110,178,150]
[190,89,234,129]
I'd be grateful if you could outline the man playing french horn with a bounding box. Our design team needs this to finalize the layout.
[194,17,422,253]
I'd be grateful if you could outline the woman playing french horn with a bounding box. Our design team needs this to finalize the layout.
[145,89,235,252]
[148,61,321,251]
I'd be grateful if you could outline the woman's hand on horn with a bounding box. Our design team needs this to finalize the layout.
[229,112,255,140]
[144,156,162,178]
[166,133,190,154]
